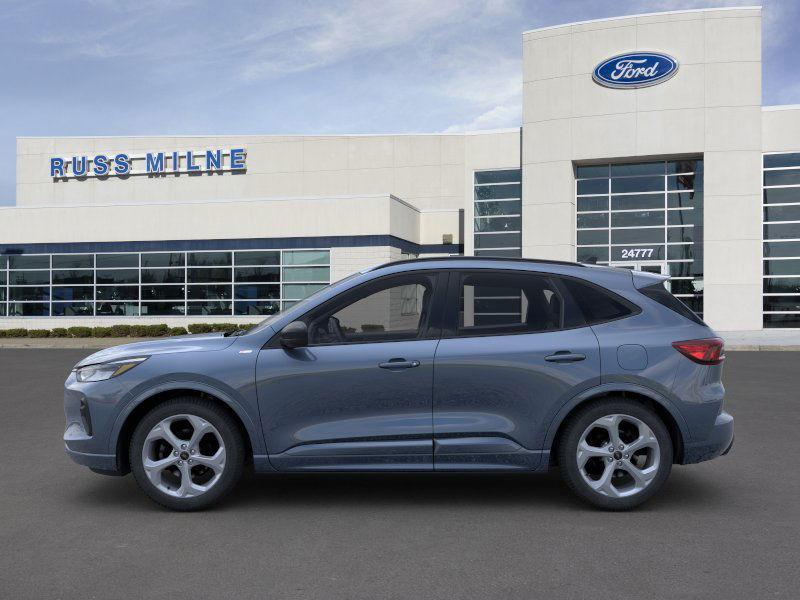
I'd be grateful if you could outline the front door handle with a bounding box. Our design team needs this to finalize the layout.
[379,358,420,370]
[545,351,586,363]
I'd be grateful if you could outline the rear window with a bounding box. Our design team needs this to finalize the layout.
[560,278,637,325]
[639,282,705,326]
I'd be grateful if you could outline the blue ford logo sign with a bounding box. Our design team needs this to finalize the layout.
[593,52,678,89]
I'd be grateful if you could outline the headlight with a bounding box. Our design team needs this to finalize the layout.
[74,357,148,382]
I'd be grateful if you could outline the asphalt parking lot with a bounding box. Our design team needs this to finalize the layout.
[0,349,798,599]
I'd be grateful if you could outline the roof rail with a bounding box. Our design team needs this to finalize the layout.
[368,255,587,271]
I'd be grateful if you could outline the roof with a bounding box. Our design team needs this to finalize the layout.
[370,256,587,271]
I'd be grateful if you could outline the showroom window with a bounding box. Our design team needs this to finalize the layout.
[1,249,329,317]
[575,159,704,316]
[474,169,522,258]
[763,152,800,328]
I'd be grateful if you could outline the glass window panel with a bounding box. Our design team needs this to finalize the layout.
[52,302,93,317]
[52,254,93,269]
[666,192,700,209]
[9,255,49,269]
[96,269,138,284]
[577,197,608,212]
[474,184,521,200]
[282,266,329,282]
[611,210,664,228]
[96,254,138,268]
[10,287,49,301]
[611,162,664,177]
[668,209,700,226]
[140,302,185,316]
[611,245,665,261]
[234,251,280,266]
[667,174,700,191]
[667,244,694,261]
[282,250,330,266]
[187,301,232,316]
[763,187,800,204]
[611,193,664,210]
[577,246,609,263]
[669,279,702,295]
[764,223,800,240]
[764,205,800,222]
[0,289,4,302]
[187,251,231,266]
[764,169,800,187]
[764,314,800,328]
[141,268,185,284]
[473,249,522,258]
[234,284,280,300]
[141,253,185,268]
[234,266,280,282]
[0,255,6,269]
[474,232,521,249]
[52,270,93,284]
[0,272,5,285]
[235,301,281,316]
[577,213,609,229]
[763,278,800,294]
[611,228,664,244]
[187,285,232,300]
[95,286,138,301]
[576,179,607,195]
[577,230,608,245]
[53,286,94,301]
[8,302,49,316]
[764,153,800,169]
[0,304,5,316]
[474,200,521,216]
[575,165,608,179]
[141,285,185,300]
[611,176,663,194]
[764,241,800,258]
[96,302,138,316]
[187,267,231,283]
[667,160,702,174]
[763,296,800,312]
[474,216,521,232]
[764,259,800,276]
[668,227,694,243]
[9,271,49,285]
[668,262,699,277]
[474,170,520,184]
[283,283,327,300]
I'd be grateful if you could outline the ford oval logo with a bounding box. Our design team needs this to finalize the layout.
[593,52,679,89]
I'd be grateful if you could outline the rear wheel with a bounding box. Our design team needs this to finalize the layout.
[558,398,673,510]
[130,398,245,511]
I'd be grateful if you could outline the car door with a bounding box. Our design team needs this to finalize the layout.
[256,270,445,471]
[432,269,601,470]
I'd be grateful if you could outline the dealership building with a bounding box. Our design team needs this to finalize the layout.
[2,6,799,331]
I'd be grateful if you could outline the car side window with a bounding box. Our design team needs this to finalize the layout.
[308,273,437,345]
[455,271,564,336]
[559,277,636,325]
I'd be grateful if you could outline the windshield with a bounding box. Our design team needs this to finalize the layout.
[244,272,362,336]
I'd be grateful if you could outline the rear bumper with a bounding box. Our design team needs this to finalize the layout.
[680,411,734,464]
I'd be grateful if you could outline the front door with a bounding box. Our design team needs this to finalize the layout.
[432,270,601,470]
[255,271,444,471]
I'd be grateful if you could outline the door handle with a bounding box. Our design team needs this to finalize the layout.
[545,351,586,363]
[379,358,420,370]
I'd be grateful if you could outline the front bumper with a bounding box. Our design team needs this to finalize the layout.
[680,410,734,464]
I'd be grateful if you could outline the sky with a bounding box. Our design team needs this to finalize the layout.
[1,0,798,206]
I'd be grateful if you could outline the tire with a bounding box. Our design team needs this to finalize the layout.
[130,397,245,511]
[558,398,673,510]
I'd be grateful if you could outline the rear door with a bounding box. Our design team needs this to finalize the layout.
[432,269,601,470]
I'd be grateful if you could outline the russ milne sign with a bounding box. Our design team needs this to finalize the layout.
[593,52,678,89]
[50,148,246,179]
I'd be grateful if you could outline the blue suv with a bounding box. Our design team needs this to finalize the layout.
[64,258,733,510]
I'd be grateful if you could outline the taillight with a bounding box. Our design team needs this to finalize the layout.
[672,338,725,365]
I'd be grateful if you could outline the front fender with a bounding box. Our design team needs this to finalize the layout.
[541,382,691,457]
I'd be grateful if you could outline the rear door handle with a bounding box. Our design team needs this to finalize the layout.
[379,358,420,370]
[545,351,586,363]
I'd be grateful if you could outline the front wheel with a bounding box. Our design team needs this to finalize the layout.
[130,398,245,511]
[558,399,673,510]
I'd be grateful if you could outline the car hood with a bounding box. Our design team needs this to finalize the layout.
[75,333,237,367]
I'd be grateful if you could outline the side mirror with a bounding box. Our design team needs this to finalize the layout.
[280,321,308,349]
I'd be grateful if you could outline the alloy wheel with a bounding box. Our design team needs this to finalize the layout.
[576,413,660,498]
[141,414,226,498]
